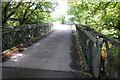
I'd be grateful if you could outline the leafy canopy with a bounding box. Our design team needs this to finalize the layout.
[67,0,120,38]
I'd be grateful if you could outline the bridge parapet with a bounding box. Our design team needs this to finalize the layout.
[76,24,120,78]
[2,23,53,51]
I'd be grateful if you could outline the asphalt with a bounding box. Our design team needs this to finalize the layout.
[2,67,81,78]
[2,24,82,78]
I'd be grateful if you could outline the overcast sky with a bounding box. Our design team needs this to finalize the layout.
[51,0,68,18]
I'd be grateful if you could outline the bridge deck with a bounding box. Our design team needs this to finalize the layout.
[2,24,82,78]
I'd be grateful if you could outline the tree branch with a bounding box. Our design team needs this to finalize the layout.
[7,2,22,19]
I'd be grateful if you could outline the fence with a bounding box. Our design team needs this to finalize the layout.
[2,23,53,52]
[76,24,120,78]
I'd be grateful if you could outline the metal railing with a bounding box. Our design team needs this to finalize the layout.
[2,23,53,51]
[76,24,120,78]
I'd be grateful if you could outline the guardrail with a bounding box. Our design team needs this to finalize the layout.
[75,24,120,78]
[2,23,53,51]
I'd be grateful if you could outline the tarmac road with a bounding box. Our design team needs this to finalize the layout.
[2,24,82,78]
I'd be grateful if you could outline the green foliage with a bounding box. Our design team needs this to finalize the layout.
[51,15,66,23]
[67,1,120,39]
[58,15,65,24]
[82,72,94,78]
[2,2,56,27]
[106,46,120,78]
[109,46,120,66]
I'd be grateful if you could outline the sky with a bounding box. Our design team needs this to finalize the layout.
[51,0,68,18]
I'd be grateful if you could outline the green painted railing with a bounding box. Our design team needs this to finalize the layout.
[2,23,53,51]
[76,24,120,78]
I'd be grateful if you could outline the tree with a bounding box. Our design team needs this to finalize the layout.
[2,1,56,27]
[67,1,120,38]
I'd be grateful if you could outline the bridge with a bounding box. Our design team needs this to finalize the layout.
[1,23,120,79]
